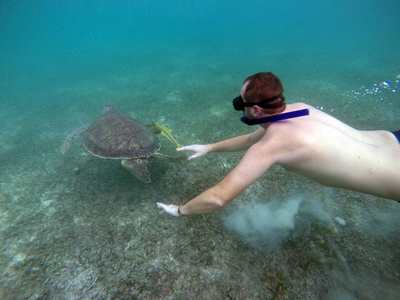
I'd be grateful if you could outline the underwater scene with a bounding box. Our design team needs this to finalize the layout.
[1,0,400,299]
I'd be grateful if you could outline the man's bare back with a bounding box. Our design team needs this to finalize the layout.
[260,103,400,200]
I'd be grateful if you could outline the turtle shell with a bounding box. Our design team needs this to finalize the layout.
[83,110,160,159]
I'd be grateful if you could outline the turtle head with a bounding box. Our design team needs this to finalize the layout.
[103,103,115,113]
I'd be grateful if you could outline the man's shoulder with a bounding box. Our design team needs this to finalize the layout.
[262,110,317,147]
[288,102,313,109]
[265,122,306,142]
[258,124,300,151]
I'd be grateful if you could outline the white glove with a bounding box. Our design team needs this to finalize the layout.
[156,202,180,217]
[177,144,210,160]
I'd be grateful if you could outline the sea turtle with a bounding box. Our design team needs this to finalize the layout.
[62,103,182,183]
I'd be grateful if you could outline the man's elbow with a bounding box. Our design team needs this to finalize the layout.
[212,199,227,209]
[206,185,235,209]
[209,193,230,209]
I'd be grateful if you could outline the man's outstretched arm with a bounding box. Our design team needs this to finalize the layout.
[158,142,275,216]
[177,127,265,160]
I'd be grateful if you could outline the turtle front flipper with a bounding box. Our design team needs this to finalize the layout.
[121,158,151,183]
[149,124,182,148]
[61,125,89,154]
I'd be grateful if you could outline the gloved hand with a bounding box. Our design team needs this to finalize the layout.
[177,144,210,160]
[156,202,180,217]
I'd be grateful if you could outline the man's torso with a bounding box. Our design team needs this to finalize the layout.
[259,103,400,200]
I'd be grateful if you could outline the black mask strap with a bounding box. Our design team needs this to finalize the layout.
[233,94,283,111]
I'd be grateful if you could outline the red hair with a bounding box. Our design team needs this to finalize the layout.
[244,72,286,114]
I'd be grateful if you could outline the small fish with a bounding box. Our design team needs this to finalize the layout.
[150,124,182,148]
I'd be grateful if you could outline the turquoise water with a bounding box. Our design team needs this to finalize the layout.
[1,1,399,299]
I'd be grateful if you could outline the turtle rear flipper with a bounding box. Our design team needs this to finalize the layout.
[153,152,186,162]
[61,125,89,154]
[121,159,151,183]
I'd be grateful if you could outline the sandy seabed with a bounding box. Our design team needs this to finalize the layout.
[1,54,399,299]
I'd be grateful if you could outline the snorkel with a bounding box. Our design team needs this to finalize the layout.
[240,109,309,125]
[232,94,309,125]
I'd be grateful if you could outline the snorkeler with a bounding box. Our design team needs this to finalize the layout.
[157,72,400,216]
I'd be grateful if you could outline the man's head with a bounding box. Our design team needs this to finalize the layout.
[241,72,286,115]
